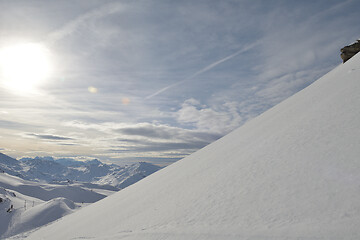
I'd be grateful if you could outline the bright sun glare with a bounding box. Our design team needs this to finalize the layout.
[0,43,52,93]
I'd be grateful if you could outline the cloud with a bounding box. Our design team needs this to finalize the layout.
[176,98,242,134]
[57,143,78,146]
[117,124,174,139]
[145,42,260,99]
[46,2,124,43]
[255,68,329,105]
[255,1,358,83]
[117,122,221,141]
[64,120,223,160]
[65,120,222,142]
[25,133,74,141]
[111,139,209,153]
[0,119,34,130]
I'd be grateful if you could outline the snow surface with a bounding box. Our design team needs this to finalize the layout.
[10,54,360,239]
[0,154,161,238]
[0,173,106,203]
[0,173,115,239]
[2,197,77,238]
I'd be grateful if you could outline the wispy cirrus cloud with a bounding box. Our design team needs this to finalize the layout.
[111,139,210,153]
[145,41,260,99]
[0,119,35,130]
[25,133,74,141]
[46,2,124,43]
[176,98,243,134]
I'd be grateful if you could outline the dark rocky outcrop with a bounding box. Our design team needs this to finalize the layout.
[341,40,360,63]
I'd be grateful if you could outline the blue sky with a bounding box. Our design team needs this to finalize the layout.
[0,0,359,165]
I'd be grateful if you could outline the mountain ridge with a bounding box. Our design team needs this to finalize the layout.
[0,154,161,189]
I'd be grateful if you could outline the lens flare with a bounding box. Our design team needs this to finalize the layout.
[88,86,98,93]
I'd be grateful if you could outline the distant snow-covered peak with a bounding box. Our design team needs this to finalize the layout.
[84,159,102,166]
[0,152,19,166]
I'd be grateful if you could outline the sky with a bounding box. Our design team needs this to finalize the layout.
[0,0,359,166]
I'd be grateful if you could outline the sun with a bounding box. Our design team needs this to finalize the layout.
[0,43,52,93]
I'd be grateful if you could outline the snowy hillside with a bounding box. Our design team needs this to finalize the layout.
[0,173,107,203]
[0,173,115,239]
[0,154,161,238]
[0,155,161,189]
[15,53,360,240]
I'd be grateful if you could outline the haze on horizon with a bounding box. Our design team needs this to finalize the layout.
[0,0,359,166]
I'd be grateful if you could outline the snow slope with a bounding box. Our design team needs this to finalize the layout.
[0,173,106,203]
[1,195,77,239]
[0,153,22,177]
[0,184,77,239]
[0,173,115,239]
[0,154,160,238]
[14,54,360,239]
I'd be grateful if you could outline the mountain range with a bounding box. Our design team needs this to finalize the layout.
[0,153,161,189]
[0,153,161,238]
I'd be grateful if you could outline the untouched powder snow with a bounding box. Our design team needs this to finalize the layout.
[14,54,360,239]
[2,197,78,239]
[0,173,116,239]
[0,173,106,203]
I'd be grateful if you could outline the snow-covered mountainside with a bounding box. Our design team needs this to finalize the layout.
[0,154,161,238]
[94,162,162,189]
[0,173,114,239]
[17,53,360,240]
[0,173,107,203]
[0,155,161,189]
